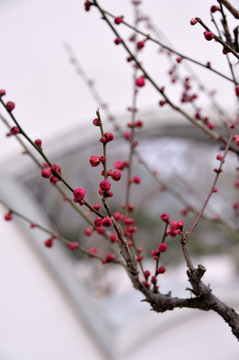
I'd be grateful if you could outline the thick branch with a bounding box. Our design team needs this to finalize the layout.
[220,0,239,19]
[128,264,239,340]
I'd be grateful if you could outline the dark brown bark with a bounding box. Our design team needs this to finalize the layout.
[220,0,239,19]
[129,264,239,341]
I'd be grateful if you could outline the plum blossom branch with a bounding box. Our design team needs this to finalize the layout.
[220,0,239,19]
[196,17,239,60]
[0,96,106,219]
[128,258,239,340]
[185,114,239,243]
[90,1,237,84]
[0,199,124,265]
[0,110,100,227]
[91,1,239,154]
[64,43,238,235]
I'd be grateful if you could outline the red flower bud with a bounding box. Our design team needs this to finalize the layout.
[89,155,100,167]
[114,16,123,25]
[41,167,52,178]
[111,169,122,181]
[110,233,119,243]
[135,77,145,87]
[73,187,86,201]
[84,1,91,11]
[6,101,15,112]
[114,37,122,45]
[99,179,111,191]
[4,211,12,221]
[35,139,42,148]
[93,118,100,126]
[10,126,20,135]
[190,18,198,25]
[158,265,166,274]
[69,242,79,250]
[44,237,54,248]
[94,217,103,228]
[102,216,112,227]
[204,31,214,41]
[158,243,167,252]
[160,212,170,222]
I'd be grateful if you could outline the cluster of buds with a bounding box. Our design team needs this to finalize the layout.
[113,211,138,241]
[135,246,143,262]
[90,204,101,212]
[142,264,166,290]
[180,77,197,103]
[94,216,112,228]
[41,163,62,184]
[89,155,105,167]
[168,65,178,84]
[167,220,184,237]
[100,132,114,144]
[127,120,143,128]
[151,242,168,261]
[106,169,122,181]
[160,212,184,237]
[194,110,215,130]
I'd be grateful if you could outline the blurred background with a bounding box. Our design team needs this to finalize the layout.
[0,0,239,359]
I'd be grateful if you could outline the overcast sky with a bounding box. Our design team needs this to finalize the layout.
[0,0,238,160]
